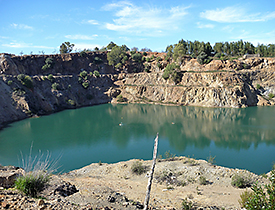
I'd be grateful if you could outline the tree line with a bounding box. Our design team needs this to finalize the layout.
[166,39,275,60]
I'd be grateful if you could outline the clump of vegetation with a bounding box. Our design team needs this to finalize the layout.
[93,70,100,77]
[17,74,33,89]
[42,57,54,71]
[47,74,54,83]
[164,150,176,160]
[67,99,76,106]
[182,197,193,210]
[199,176,207,185]
[7,80,13,85]
[231,173,252,188]
[162,63,181,83]
[79,70,88,80]
[93,56,103,64]
[82,82,89,89]
[256,84,262,89]
[239,167,275,209]
[15,173,49,197]
[197,51,212,65]
[268,93,274,99]
[15,148,60,198]
[116,94,125,102]
[51,82,61,90]
[131,161,146,175]
[207,154,216,165]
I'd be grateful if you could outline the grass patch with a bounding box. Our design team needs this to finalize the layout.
[15,145,60,197]
[131,161,146,175]
[231,173,252,188]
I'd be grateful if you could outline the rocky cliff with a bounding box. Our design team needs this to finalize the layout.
[0,52,274,129]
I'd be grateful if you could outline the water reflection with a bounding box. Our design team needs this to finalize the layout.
[0,104,274,174]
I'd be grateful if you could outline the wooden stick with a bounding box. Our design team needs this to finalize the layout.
[143,133,159,210]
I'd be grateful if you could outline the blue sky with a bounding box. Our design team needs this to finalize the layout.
[1,0,275,55]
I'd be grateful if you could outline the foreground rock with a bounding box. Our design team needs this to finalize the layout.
[1,157,270,209]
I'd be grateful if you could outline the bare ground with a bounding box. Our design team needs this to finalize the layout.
[0,157,270,209]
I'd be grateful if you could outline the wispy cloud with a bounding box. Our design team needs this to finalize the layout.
[3,42,52,49]
[102,1,190,35]
[10,23,34,30]
[196,22,214,29]
[86,20,99,25]
[200,6,275,23]
[65,34,98,40]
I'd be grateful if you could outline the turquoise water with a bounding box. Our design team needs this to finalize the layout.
[0,104,274,174]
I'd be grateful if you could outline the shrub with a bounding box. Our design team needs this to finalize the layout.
[268,93,274,99]
[51,82,61,90]
[256,84,262,89]
[7,80,13,85]
[79,50,87,57]
[132,53,143,63]
[82,82,89,89]
[47,74,54,83]
[162,71,170,80]
[197,51,209,65]
[15,149,60,198]
[199,176,207,185]
[182,198,193,210]
[79,70,88,79]
[239,169,275,209]
[93,70,100,77]
[164,150,175,160]
[94,56,103,64]
[67,99,76,106]
[131,161,145,175]
[17,74,33,89]
[231,173,252,188]
[142,52,147,56]
[15,173,49,197]
[42,57,54,71]
[207,154,216,165]
[116,94,125,102]
[157,62,161,68]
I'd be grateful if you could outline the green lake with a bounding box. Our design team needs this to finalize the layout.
[0,104,275,174]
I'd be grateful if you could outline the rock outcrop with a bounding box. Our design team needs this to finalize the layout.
[0,52,274,129]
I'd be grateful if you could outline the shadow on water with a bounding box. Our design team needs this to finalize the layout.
[0,104,275,174]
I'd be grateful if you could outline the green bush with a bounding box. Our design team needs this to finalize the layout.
[47,74,54,83]
[131,161,145,175]
[79,70,88,79]
[17,74,33,89]
[15,173,49,197]
[199,176,207,185]
[197,51,209,65]
[82,82,89,89]
[51,82,61,90]
[207,154,216,165]
[231,173,252,188]
[182,198,193,210]
[132,53,143,63]
[239,169,275,209]
[268,93,274,99]
[116,94,125,102]
[42,57,54,71]
[67,99,76,106]
[256,84,262,89]
[94,56,103,64]
[162,71,170,80]
[93,70,100,77]
[7,80,13,85]
[142,52,147,56]
[79,50,87,57]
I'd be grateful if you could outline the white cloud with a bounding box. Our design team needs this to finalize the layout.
[102,1,189,35]
[196,22,214,29]
[2,42,52,49]
[86,20,99,25]
[10,23,33,30]
[200,6,275,23]
[65,34,98,40]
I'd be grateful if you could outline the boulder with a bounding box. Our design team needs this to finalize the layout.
[0,165,24,188]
